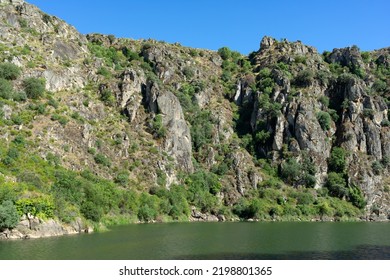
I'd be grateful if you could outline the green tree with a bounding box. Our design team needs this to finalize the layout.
[218,47,232,60]
[325,172,348,198]
[0,200,19,229]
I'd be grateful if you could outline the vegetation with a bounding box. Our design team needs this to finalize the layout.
[23,77,46,99]
[0,200,19,229]
[2,17,383,238]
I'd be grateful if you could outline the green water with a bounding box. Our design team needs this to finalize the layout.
[1,222,390,259]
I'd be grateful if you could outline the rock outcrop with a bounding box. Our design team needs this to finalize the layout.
[0,215,92,240]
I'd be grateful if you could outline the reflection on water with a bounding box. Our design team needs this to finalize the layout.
[1,222,390,260]
[175,245,390,260]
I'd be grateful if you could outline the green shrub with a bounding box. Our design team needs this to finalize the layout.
[15,196,54,219]
[372,161,383,175]
[183,66,195,79]
[255,130,271,144]
[23,77,46,99]
[13,91,27,102]
[0,63,21,80]
[280,158,301,184]
[115,170,130,186]
[218,47,232,60]
[97,67,111,78]
[233,198,262,219]
[317,111,332,131]
[294,56,307,64]
[151,114,167,138]
[0,200,19,229]
[348,185,366,209]
[94,153,111,167]
[319,96,330,107]
[100,89,116,106]
[328,147,347,173]
[304,174,317,188]
[295,191,315,205]
[80,201,103,222]
[294,69,314,87]
[137,193,159,222]
[325,172,348,198]
[0,78,14,99]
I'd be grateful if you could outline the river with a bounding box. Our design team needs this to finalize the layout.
[1,222,390,259]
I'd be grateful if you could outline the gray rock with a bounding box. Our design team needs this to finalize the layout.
[157,91,194,172]
[118,69,145,122]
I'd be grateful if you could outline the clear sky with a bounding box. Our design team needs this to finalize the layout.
[27,0,390,55]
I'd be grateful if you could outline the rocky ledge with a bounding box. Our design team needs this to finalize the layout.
[0,214,92,240]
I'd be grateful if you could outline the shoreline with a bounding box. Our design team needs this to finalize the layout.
[1,211,388,241]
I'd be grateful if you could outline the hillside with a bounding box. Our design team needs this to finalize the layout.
[1,0,390,238]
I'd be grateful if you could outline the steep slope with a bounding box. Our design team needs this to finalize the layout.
[1,0,390,239]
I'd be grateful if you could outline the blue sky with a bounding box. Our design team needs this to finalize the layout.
[28,0,390,55]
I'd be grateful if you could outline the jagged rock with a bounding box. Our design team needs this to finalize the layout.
[327,46,365,70]
[260,36,276,50]
[157,91,194,172]
[118,69,145,122]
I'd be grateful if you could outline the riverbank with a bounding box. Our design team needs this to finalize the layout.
[0,214,92,240]
[1,208,388,241]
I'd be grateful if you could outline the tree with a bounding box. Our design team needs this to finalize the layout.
[281,158,301,184]
[0,200,19,229]
[325,172,348,198]
[218,47,232,60]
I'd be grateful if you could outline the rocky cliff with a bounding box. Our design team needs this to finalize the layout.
[1,0,390,239]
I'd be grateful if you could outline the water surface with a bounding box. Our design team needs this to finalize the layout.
[1,222,390,259]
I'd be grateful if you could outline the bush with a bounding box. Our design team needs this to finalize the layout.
[325,172,348,198]
[328,147,347,173]
[151,114,167,138]
[280,158,301,184]
[23,77,46,99]
[319,96,330,108]
[115,170,130,186]
[137,193,159,222]
[233,198,262,219]
[372,161,383,175]
[294,69,314,87]
[100,89,116,106]
[348,185,366,209]
[183,66,195,79]
[94,153,111,167]
[0,78,14,99]
[0,200,19,229]
[317,111,332,131]
[218,47,232,60]
[97,67,111,78]
[80,201,103,222]
[15,196,54,219]
[372,79,387,93]
[0,63,21,80]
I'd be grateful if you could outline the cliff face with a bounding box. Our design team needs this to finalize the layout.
[1,0,390,238]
